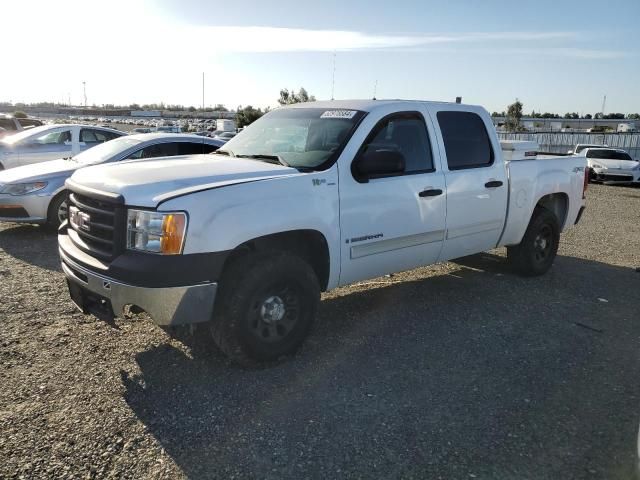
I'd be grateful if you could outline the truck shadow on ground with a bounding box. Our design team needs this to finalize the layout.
[121,253,640,479]
[0,223,60,271]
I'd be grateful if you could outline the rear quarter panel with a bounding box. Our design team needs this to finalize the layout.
[500,155,587,246]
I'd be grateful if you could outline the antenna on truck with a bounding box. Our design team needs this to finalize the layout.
[372,79,378,100]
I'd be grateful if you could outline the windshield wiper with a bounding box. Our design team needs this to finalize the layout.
[236,154,289,167]
[215,149,235,157]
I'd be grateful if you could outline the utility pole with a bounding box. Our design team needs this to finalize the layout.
[372,80,378,100]
[82,81,87,107]
[331,51,336,100]
[202,72,205,112]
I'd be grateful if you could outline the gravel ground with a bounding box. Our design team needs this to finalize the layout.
[1,184,639,479]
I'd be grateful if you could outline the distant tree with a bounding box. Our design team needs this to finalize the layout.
[13,111,27,118]
[278,87,316,105]
[129,103,140,110]
[584,113,593,119]
[213,104,228,112]
[236,105,266,128]
[187,106,197,112]
[603,113,625,119]
[594,112,604,119]
[505,100,523,132]
[563,112,579,119]
[626,113,640,119]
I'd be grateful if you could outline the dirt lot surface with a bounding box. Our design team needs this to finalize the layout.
[1,184,639,479]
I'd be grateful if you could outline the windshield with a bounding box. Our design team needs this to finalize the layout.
[73,137,141,165]
[0,125,57,145]
[219,107,366,169]
[586,149,632,160]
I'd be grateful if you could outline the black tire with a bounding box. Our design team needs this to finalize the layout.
[507,207,560,277]
[210,251,320,366]
[47,192,68,230]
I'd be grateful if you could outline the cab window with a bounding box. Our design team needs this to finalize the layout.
[437,111,494,170]
[357,112,434,176]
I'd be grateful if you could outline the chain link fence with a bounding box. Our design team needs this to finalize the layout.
[498,132,640,158]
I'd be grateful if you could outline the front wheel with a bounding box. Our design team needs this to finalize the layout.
[507,207,560,276]
[47,192,69,230]
[210,252,320,366]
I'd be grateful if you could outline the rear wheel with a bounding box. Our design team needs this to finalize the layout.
[210,251,320,366]
[507,207,560,276]
[47,192,68,229]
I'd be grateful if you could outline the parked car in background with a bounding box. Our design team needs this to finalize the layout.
[213,131,237,142]
[0,125,124,170]
[567,143,607,155]
[0,114,44,139]
[155,125,182,133]
[0,133,223,228]
[580,147,640,184]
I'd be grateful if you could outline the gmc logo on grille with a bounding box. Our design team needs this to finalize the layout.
[69,206,91,232]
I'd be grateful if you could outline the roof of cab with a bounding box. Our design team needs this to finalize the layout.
[286,99,481,113]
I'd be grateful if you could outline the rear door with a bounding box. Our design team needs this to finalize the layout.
[427,107,508,261]
[338,109,447,286]
[79,128,121,154]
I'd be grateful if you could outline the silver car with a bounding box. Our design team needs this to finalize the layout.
[0,133,223,228]
[0,124,125,170]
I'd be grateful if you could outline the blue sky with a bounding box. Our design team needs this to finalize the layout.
[3,0,639,114]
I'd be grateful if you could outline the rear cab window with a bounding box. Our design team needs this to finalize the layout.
[437,111,494,170]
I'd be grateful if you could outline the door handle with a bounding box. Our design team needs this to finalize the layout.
[419,188,443,197]
[484,180,503,188]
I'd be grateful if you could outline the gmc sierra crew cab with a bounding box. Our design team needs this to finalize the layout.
[58,100,588,365]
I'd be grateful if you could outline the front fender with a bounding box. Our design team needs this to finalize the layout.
[159,168,341,288]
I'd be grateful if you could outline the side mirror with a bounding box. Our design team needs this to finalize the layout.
[353,149,405,181]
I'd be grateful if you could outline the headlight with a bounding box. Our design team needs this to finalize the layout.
[590,163,604,169]
[0,182,47,195]
[126,209,187,255]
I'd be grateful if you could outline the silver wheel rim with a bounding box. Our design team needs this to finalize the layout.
[57,200,68,224]
[260,296,286,324]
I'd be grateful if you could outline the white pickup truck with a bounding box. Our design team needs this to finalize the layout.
[59,100,588,364]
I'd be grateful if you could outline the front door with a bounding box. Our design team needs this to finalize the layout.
[338,110,447,286]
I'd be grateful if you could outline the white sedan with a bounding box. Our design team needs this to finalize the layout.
[0,124,125,170]
[581,148,640,184]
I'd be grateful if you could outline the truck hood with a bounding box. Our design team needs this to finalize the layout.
[0,158,78,183]
[588,158,639,170]
[68,155,300,207]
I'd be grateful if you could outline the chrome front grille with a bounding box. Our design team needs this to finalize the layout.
[68,192,124,261]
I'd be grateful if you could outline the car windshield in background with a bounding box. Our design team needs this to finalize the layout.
[219,108,366,169]
[73,137,141,165]
[0,125,53,145]
[587,149,633,160]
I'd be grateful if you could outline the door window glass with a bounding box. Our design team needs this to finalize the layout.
[359,113,434,175]
[437,111,494,170]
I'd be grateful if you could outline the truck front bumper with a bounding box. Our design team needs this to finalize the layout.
[60,248,217,326]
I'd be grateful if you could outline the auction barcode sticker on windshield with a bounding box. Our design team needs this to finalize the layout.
[320,110,357,119]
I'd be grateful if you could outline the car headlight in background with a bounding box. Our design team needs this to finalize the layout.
[590,163,604,169]
[0,182,47,195]
[126,209,187,255]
